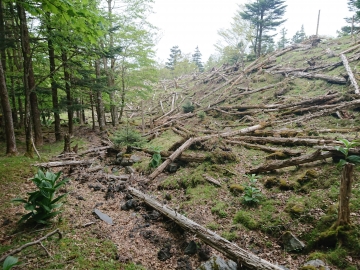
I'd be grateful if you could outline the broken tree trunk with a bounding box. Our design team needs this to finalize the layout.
[79,146,111,156]
[336,163,354,226]
[340,53,360,94]
[233,136,341,147]
[149,138,194,179]
[128,187,283,270]
[63,133,71,153]
[35,160,92,168]
[293,72,347,84]
[203,174,222,187]
[248,150,333,174]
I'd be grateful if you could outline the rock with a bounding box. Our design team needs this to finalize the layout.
[167,162,179,173]
[165,193,172,201]
[198,245,211,261]
[93,208,113,225]
[130,155,142,163]
[281,231,305,252]
[196,256,237,270]
[76,195,85,201]
[125,166,136,174]
[158,245,172,261]
[302,259,329,270]
[121,199,138,210]
[120,158,132,166]
[88,183,105,191]
[148,210,161,220]
[176,256,192,270]
[184,240,197,255]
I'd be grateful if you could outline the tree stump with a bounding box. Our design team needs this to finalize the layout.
[336,163,354,227]
[63,133,71,153]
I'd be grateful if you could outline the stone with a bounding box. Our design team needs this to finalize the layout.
[158,245,172,261]
[198,245,211,261]
[121,199,138,210]
[129,155,142,163]
[302,259,330,270]
[120,158,132,166]
[184,240,197,255]
[93,208,113,225]
[196,256,237,270]
[167,162,179,173]
[281,231,305,252]
[176,256,192,270]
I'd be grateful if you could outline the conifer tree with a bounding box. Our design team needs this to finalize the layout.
[291,25,306,43]
[192,46,204,72]
[165,46,181,70]
[240,0,286,58]
[277,27,288,49]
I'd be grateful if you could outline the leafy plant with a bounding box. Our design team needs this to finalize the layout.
[335,138,360,168]
[2,256,20,270]
[12,169,69,224]
[182,100,195,113]
[111,125,146,153]
[243,174,262,205]
[149,147,162,168]
[197,111,206,120]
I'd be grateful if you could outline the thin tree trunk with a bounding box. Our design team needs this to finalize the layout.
[18,94,23,128]
[0,57,17,154]
[62,51,73,134]
[336,163,354,227]
[257,12,264,58]
[119,65,126,122]
[90,93,95,130]
[6,50,18,128]
[17,3,33,157]
[95,59,105,131]
[47,22,61,141]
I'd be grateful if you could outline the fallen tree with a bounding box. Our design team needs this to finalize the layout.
[248,150,333,173]
[232,136,341,146]
[35,160,92,168]
[128,187,283,270]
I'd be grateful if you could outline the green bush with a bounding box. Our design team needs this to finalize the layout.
[111,126,146,152]
[243,174,262,205]
[234,210,259,230]
[12,169,69,224]
[149,148,162,168]
[182,101,195,113]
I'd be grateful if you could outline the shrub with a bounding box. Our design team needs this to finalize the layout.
[12,169,69,224]
[2,256,20,270]
[243,174,262,205]
[182,101,195,113]
[111,126,146,152]
[149,148,162,168]
[197,111,206,120]
[234,210,259,229]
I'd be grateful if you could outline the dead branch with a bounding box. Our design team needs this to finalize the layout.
[203,174,222,187]
[248,150,333,174]
[35,160,92,168]
[79,146,111,156]
[293,72,347,84]
[128,187,283,270]
[0,229,62,262]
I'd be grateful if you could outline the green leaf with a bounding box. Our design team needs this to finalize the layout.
[54,178,69,189]
[11,198,27,204]
[338,138,351,148]
[337,159,348,168]
[3,256,20,270]
[24,203,36,211]
[347,155,360,164]
[51,193,67,204]
[18,212,33,224]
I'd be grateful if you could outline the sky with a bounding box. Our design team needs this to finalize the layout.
[148,0,353,63]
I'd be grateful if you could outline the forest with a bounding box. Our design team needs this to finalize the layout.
[1,0,360,269]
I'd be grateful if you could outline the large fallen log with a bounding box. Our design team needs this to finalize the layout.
[248,150,333,173]
[340,53,360,94]
[79,146,111,156]
[128,187,283,270]
[35,160,92,168]
[233,136,341,147]
[293,72,347,84]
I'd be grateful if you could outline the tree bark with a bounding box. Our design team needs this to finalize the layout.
[248,150,333,174]
[128,187,282,270]
[336,163,354,227]
[293,72,347,84]
[0,56,17,154]
[95,59,105,131]
[62,51,73,134]
[35,160,91,168]
[233,136,341,147]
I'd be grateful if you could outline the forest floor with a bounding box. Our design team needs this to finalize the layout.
[2,35,360,270]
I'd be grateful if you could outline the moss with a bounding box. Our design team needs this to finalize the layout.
[207,222,220,230]
[233,210,259,230]
[299,266,317,270]
[211,202,228,218]
[158,177,180,190]
[265,151,288,160]
[279,179,296,190]
[297,169,318,185]
[229,184,245,194]
[209,149,238,164]
[264,177,279,188]
[221,231,237,241]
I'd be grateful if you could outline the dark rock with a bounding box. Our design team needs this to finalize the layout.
[176,256,192,270]
[148,210,161,220]
[93,208,113,225]
[76,195,85,201]
[281,231,305,252]
[114,183,126,192]
[121,199,138,210]
[196,256,237,270]
[167,162,179,173]
[2,218,11,226]
[129,155,142,163]
[184,240,197,255]
[198,245,211,261]
[302,259,330,270]
[125,194,133,200]
[88,183,104,191]
[165,193,172,200]
[158,245,172,261]
[120,158,132,166]
[140,230,154,239]
[94,202,103,208]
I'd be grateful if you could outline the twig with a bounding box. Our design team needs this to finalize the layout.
[0,228,62,262]
[39,242,52,258]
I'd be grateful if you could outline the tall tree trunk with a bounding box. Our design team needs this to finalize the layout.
[0,0,6,70]
[119,65,126,122]
[18,94,23,128]
[30,88,43,146]
[95,59,105,131]
[0,54,17,154]
[336,163,354,227]
[257,11,264,58]
[61,51,73,134]
[90,93,95,130]
[17,3,33,156]
[6,50,19,128]
[47,22,61,141]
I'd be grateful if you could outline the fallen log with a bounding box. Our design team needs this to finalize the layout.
[224,140,303,156]
[232,136,341,147]
[134,147,207,163]
[35,160,92,168]
[128,187,283,270]
[340,53,360,94]
[79,146,111,156]
[203,174,222,187]
[248,150,333,174]
[293,72,347,84]
[313,145,360,155]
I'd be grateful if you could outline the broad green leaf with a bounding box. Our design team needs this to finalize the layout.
[3,256,20,270]
[25,203,36,211]
[54,178,69,189]
[337,159,348,168]
[11,198,27,204]
[347,155,360,164]
[51,193,67,204]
